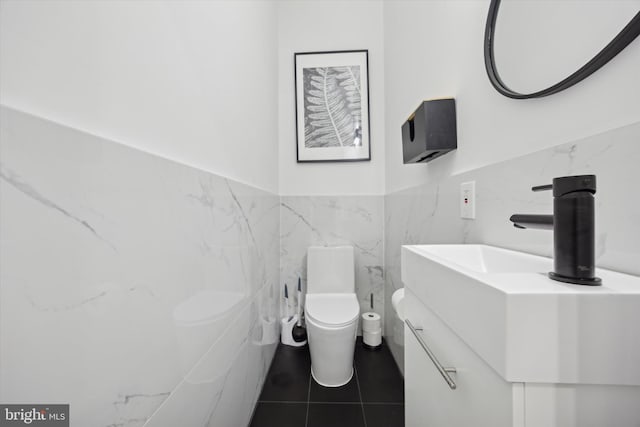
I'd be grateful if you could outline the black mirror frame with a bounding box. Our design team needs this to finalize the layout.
[484,0,640,99]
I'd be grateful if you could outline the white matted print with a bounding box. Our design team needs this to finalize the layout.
[295,50,371,162]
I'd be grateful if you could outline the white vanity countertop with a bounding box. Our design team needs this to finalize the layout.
[401,244,640,386]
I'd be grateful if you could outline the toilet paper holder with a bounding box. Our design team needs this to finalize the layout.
[362,311,382,350]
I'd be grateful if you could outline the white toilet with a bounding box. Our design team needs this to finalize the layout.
[305,246,360,387]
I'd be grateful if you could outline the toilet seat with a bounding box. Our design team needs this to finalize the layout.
[305,293,359,328]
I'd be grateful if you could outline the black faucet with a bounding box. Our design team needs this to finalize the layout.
[510,175,601,286]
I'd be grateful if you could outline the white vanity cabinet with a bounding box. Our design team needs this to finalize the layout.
[405,288,640,427]
[405,287,522,427]
[402,245,640,427]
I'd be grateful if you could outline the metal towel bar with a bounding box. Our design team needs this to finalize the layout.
[406,319,457,390]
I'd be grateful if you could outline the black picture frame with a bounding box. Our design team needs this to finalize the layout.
[294,50,371,163]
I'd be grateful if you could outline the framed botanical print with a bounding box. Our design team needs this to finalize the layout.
[294,50,371,162]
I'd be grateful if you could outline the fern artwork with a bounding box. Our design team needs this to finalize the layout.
[295,50,370,162]
[303,66,362,148]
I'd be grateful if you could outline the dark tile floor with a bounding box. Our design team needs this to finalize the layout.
[250,337,404,427]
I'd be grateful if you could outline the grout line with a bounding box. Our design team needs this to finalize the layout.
[353,365,368,427]
[258,400,403,405]
[359,402,405,406]
[305,372,312,427]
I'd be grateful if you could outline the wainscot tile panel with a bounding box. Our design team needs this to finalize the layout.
[280,196,384,334]
[0,106,280,427]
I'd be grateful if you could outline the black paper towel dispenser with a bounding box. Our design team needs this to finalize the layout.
[401,98,457,163]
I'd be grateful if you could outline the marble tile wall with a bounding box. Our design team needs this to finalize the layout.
[0,106,280,427]
[384,121,640,373]
[280,196,384,334]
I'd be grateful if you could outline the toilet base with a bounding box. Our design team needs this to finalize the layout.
[362,342,382,351]
[311,367,353,388]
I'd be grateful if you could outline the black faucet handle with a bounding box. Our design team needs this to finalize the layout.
[532,184,553,192]
[553,175,596,196]
[531,175,596,196]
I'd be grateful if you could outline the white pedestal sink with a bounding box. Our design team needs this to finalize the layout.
[402,244,640,427]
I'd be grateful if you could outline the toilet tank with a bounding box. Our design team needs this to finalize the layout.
[307,246,355,294]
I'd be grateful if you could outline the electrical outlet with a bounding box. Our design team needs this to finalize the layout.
[460,181,476,219]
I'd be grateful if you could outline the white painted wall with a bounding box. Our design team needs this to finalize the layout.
[277,0,385,196]
[4,0,637,196]
[384,0,640,193]
[0,0,279,193]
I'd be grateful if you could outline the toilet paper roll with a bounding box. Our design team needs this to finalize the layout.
[361,312,381,333]
[363,329,382,347]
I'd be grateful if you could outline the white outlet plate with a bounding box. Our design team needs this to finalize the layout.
[460,181,476,219]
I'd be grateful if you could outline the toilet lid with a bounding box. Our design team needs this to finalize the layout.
[305,293,360,327]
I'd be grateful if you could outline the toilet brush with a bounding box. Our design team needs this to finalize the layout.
[284,284,293,321]
[292,277,307,343]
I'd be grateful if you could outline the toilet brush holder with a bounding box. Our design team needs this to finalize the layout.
[281,314,307,347]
